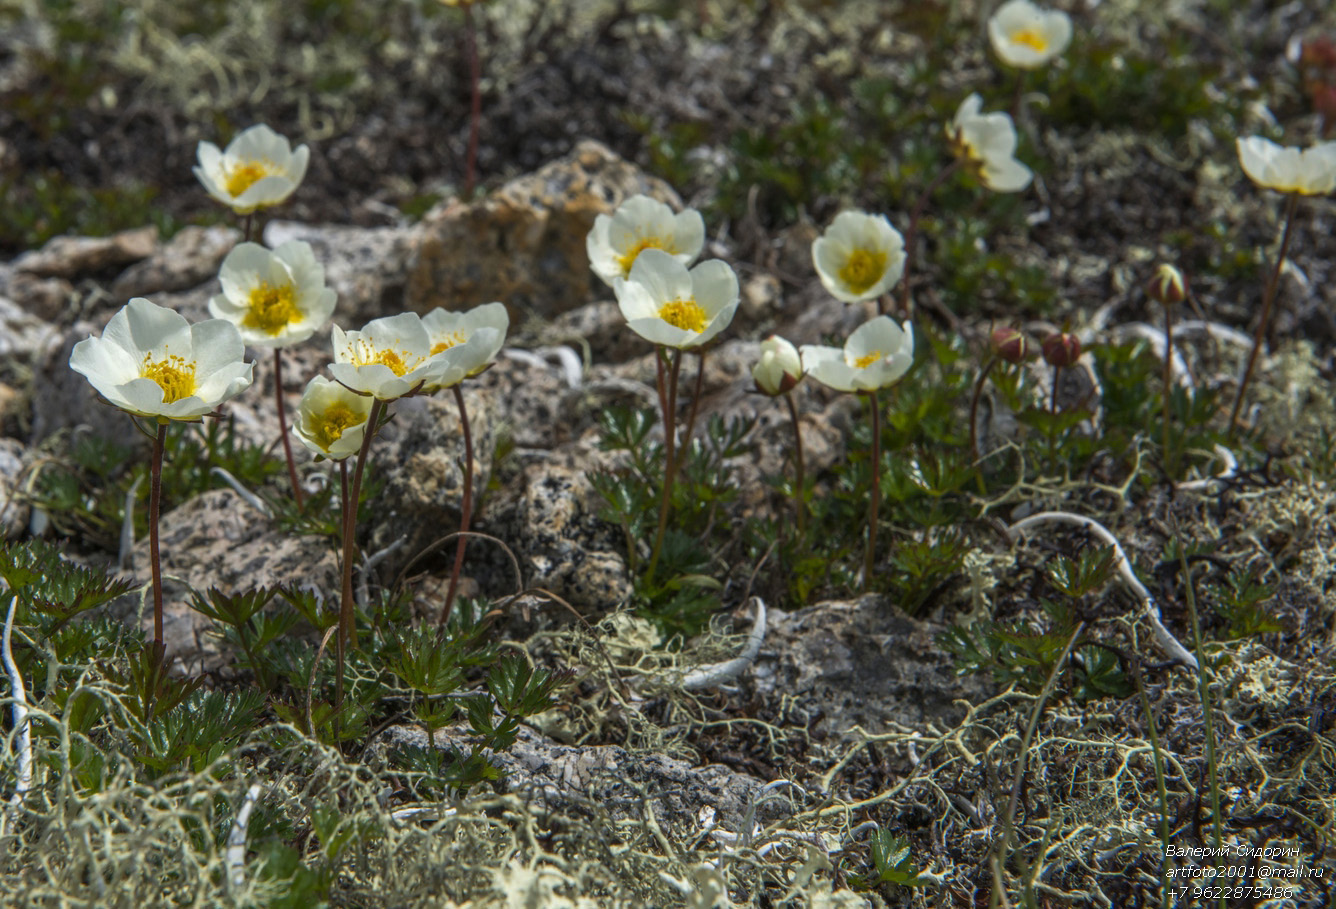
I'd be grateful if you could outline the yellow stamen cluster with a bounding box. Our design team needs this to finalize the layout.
[430,331,467,355]
[853,351,882,369]
[839,248,888,296]
[1009,28,1048,52]
[659,297,708,333]
[311,403,365,451]
[224,160,273,197]
[142,354,197,404]
[243,282,301,335]
[617,237,672,278]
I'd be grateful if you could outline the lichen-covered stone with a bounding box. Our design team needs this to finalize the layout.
[13,225,158,279]
[264,220,421,324]
[406,140,682,321]
[111,225,240,299]
[0,438,30,539]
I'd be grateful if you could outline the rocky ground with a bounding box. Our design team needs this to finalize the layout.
[3,0,1336,906]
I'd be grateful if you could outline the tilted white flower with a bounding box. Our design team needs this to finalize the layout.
[194,124,310,215]
[948,94,1033,193]
[292,376,373,460]
[328,312,441,401]
[69,297,253,421]
[800,316,915,393]
[753,335,803,396]
[587,195,706,288]
[1237,136,1336,195]
[420,301,510,391]
[988,0,1072,69]
[613,248,739,350]
[208,241,337,348]
[811,211,906,304]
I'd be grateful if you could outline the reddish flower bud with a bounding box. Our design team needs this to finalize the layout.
[1147,263,1187,306]
[989,326,1032,364]
[1041,332,1081,368]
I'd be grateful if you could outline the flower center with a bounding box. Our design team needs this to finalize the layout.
[430,331,467,355]
[839,248,888,296]
[658,297,707,333]
[853,351,882,369]
[617,237,672,277]
[142,354,197,404]
[243,282,301,335]
[311,402,365,451]
[1009,27,1048,53]
[224,160,275,197]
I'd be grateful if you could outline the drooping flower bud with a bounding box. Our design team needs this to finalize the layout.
[753,335,803,396]
[989,326,1032,364]
[1041,331,1081,368]
[1147,263,1187,306]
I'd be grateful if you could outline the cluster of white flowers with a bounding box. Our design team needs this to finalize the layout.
[72,125,510,463]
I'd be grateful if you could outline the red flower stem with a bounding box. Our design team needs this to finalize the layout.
[335,457,349,742]
[1163,304,1175,476]
[464,3,481,199]
[676,348,707,476]
[274,349,304,511]
[784,392,806,538]
[149,420,167,649]
[899,158,961,317]
[864,391,882,589]
[645,348,682,588]
[438,385,475,628]
[340,399,384,651]
[1228,192,1300,440]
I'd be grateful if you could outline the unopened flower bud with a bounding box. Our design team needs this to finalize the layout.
[1147,263,1187,306]
[989,326,1032,364]
[1041,332,1081,368]
[753,335,803,396]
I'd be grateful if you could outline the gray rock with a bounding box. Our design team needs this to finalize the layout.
[372,723,788,834]
[0,438,29,539]
[31,324,148,450]
[13,226,158,279]
[0,295,57,367]
[110,225,240,299]
[0,270,74,323]
[263,220,420,325]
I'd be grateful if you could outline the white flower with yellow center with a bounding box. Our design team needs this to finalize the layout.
[613,248,739,350]
[194,124,310,215]
[329,312,440,401]
[753,335,803,396]
[1237,137,1336,196]
[292,376,373,460]
[587,195,706,288]
[800,316,915,393]
[811,211,906,304]
[988,0,1072,70]
[421,301,510,391]
[208,241,337,348]
[948,94,1033,193]
[69,297,253,421]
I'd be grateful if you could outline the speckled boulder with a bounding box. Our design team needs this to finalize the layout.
[406,139,682,321]
[13,225,158,279]
[111,225,240,300]
[264,220,421,324]
[0,439,29,539]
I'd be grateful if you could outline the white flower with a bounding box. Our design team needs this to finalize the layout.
[800,316,915,393]
[948,94,1033,193]
[69,297,253,421]
[1236,136,1336,195]
[194,124,310,215]
[753,335,803,396]
[208,241,337,348]
[811,211,906,304]
[613,249,739,349]
[988,0,1072,69]
[420,301,510,391]
[292,376,373,460]
[328,312,441,401]
[587,195,706,288]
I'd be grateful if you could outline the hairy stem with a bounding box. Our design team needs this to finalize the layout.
[439,385,475,628]
[969,356,997,466]
[783,392,806,538]
[274,349,304,511]
[863,391,882,589]
[645,348,682,587]
[1228,192,1299,440]
[149,421,167,649]
[899,158,961,317]
[340,399,384,651]
[1162,304,1175,478]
